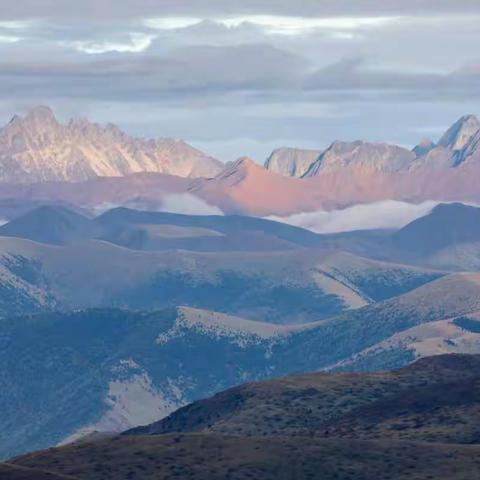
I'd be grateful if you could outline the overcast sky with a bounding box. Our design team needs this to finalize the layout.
[1,0,479,161]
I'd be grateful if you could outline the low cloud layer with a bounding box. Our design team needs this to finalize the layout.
[91,194,223,217]
[159,194,224,216]
[270,201,440,233]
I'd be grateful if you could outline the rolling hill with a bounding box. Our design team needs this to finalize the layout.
[0,205,98,246]
[0,221,442,322]
[390,203,480,255]
[359,202,480,271]
[8,435,480,480]
[129,353,480,443]
[0,205,322,251]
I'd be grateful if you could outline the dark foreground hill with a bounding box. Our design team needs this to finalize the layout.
[5,354,480,480]
[8,435,480,480]
[0,463,76,479]
[128,353,480,444]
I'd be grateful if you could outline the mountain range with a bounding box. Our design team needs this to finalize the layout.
[0,106,222,183]
[0,108,479,217]
[266,114,480,178]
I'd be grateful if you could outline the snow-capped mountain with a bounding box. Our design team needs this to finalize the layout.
[0,106,223,183]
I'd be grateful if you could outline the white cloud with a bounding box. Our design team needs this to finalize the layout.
[269,200,439,233]
[69,32,156,54]
[0,20,34,29]
[0,18,32,43]
[144,17,204,30]
[144,15,401,36]
[160,193,224,216]
[91,195,223,216]
[218,15,401,35]
[0,35,22,43]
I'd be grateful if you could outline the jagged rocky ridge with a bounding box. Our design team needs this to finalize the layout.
[0,106,222,183]
[264,114,480,178]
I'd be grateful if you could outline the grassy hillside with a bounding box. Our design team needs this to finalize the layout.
[128,354,480,444]
[7,354,480,480]
[0,237,442,323]
[10,434,480,480]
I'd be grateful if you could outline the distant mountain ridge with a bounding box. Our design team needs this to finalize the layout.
[0,109,480,216]
[0,106,223,183]
[264,114,480,178]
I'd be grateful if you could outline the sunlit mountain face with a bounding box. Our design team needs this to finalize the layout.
[1,2,480,479]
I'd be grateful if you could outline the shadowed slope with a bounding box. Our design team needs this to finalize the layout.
[8,355,480,480]
[9,435,480,480]
[128,354,480,444]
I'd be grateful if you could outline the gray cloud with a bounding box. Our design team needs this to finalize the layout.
[1,1,480,20]
[0,2,479,161]
[306,57,480,97]
[0,43,305,103]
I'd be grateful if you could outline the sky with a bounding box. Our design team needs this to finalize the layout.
[1,0,479,162]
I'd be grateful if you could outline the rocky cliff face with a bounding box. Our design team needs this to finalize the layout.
[438,114,480,151]
[304,141,416,176]
[264,147,321,177]
[0,106,223,183]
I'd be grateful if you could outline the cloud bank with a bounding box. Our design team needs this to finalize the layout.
[91,194,223,217]
[269,201,439,233]
[159,193,224,216]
